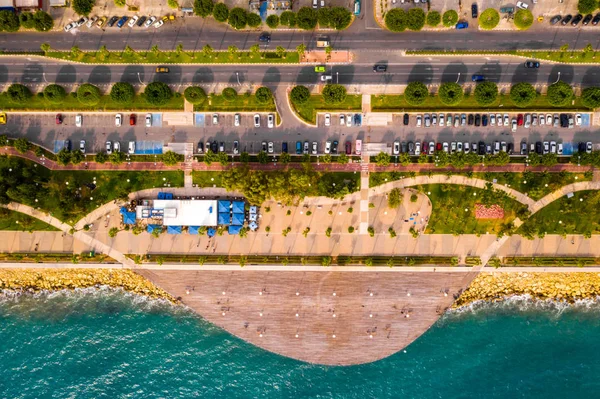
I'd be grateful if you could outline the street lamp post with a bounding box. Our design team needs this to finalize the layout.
[553,71,561,84]
[336,71,339,84]
[137,72,145,85]
[455,72,461,84]
[236,72,240,86]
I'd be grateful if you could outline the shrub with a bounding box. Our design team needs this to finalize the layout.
[388,188,402,208]
[578,0,598,14]
[247,13,261,27]
[406,8,425,31]
[95,151,108,163]
[426,11,441,27]
[0,10,20,32]
[404,81,429,105]
[19,12,34,29]
[509,82,536,107]
[474,81,498,106]
[266,14,279,28]
[317,6,351,29]
[222,87,237,101]
[13,138,30,153]
[255,86,273,104]
[280,11,296,27]
[296,7,317,30]
[442,10,458,27]
[109,82,135,105]
[438,82,463,105]
[581,87,600,109]
[168,0,179,8]
[228,7,247,29]
[213,3,229,22]
[290,85,310,104]
[76,83,101,105]
[322,84,346,104]
[33,10,53,31]
[479,8,499,30]
[144,81,172,106]
[43,84,66,104]
[6,84,32,104]
[184,86,207,105]
[547,81,573,107]
[385,8,406,32]
[72,0,95,16]
[514,9,533,30]
[193,0,214,17]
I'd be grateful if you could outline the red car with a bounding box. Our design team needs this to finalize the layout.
[129,114,136,126]
[422,141,428,154]
[55,114,62,125]
[345,141,352,155]
[436,142,442,151]
[517,114,524,126]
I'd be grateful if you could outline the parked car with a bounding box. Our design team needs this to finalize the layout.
[331,140,339,154]
[129,114,136,125]
[558,142,564,155]
[107,16,119,27]
[340,114,346,126]
[393,141,400,155]
[113,141,121,153]
[583,14,593,25]
[117,16,129,28]
[593,13,600,25]
[56,114,62,125]
[197,141,204,154]
[471,3,478,18]
[136,16,147,27]
[219,142,224,152]
[145,16,156,27]
[86,16,98,28]
[561,15,573,25]
[346,114,352,127]
[416,115,422,127]
[576,113,582,126]
[571,14,583,26]
[79,140,85,154]
[128,16,139,27]
[303,141,309,155]
[543,141,550,154]
[233,141,239,155]
[324,113,331,127]
[550,15,562,25]
[468,114,474,125]
[520,141,528,155]
[234,113,240,127]
[511,118,517,132]
[516,1,529,10]
[345,141,352,155]
[325,141,331,154]
[353,114,362,126]
[312,142,318,155]
[64,22,77,32]
[474,114,480,126]
[105,141,112,155]
[75,114,82,127]
[145,113,152,127]
[268,113,274,128]
[282,142,288,153]
[268,142,274,154]
[254,114,260,128]
[128,141,135,154]
[587,142,593,153]
[403,113,409,126]
[154,20,164,29]
[414,141,421,156]
[115,113,122,127]
[456,22,469,29]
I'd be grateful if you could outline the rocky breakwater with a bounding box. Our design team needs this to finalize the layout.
[0,269,176,302]
[455,272,600,307]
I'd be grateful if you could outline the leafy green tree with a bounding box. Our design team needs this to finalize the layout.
[474,81,498,106]
[6,84,32,104]
[19,11,34,29]
[509,82,536,107]
[13,138,30,153]
[578,0,598,14]
[296,43,306,58]
[327,7,352,29]
[162,151,181,166]
[249,44,260,58]
[0,10,19,32]
[240,152,250,163]
[266,14,279,28]
[255,87,273,104]
[57,148,72,165]
[581,87,600,109]
[337,153,349,164]
[280,152,291,164]
[227,45,238,58]
[70,149,84,164]
[70,46,81,58]
[201,44,213,58]
[479,9,499,30]
[193,0,214,17]
[404,81,429,105]
[541,153,558,167]
[406,8,425,31]
[72,0,96,16]
[184,86,207,105]
[144,81,172,106]
[76,83,101,106]
[40,42,50,53]
[43,84,66,104]
[438,82,463,105]
[33,11,53,31]
[375,151,390,166]
[222,87,237,101]
[247,13,261,27]
[95,151,108,163]
[109,82,135,105]
[296,7,317,30]
[257,151,269,164]
[514,9,533,30]
[276,45,286,58]
[398,152,411,166]
[110,151,126,164]
[114,0,125,6]
[322,84,346,104]
[213,2,229,22]
[426,11,441,27]
[385,8,406,32]
[227,7,247,29]
[280,11,296,27]
[167,0,179,8]
[290,85,310,104]
[388,188,402,208]
[547,81,573,107]
[442,10,458,27]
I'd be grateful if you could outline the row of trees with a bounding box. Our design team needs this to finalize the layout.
[386,9,458,31]
[403,80,600,109]
[375,150,514,167]
[0,10,52,32]
[290,84,347,105]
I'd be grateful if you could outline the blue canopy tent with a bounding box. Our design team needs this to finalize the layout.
[147,224,162,234]
[228,225,242,235]
[218,212,231,225]
[207,228,216,237]
[167,225,182,235]
[188,226,200,235]
[231,212,244,226]
[218,200,231,213]
[157,192,166,199]
[232,201,245,214]
[119,207,136,225]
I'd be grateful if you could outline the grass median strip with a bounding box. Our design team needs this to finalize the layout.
[290,94,362,124]
[406,49,600,64]
[195,92,277,113]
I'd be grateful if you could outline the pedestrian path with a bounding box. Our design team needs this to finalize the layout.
[530,181,600,214]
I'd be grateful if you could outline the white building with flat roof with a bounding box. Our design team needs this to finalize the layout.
[138,199,218,226]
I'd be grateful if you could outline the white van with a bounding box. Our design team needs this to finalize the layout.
[355,139,362,155]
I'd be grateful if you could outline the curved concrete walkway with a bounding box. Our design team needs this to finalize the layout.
[530,181,600,214]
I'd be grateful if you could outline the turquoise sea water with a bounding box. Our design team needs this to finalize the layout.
[1,290,600,399]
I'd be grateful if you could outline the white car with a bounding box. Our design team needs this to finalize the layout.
[424,113,431,128]
[393,141,400,155]
[254,114,260,128]
[86,16,98,28]
[511,118,517,132]
[128,16,139,28]
[524,114,531,129]
[576,113,582,126]
[115,113,122,127]
[128,141,135,154]
[438,113,444,127]
[325,141,331,154]
[75,114,82,127]
[312,142,318,155]
[443,142,449,153]
[233,140,239,155]
[414,141,421,156]
[64,22,77,32]
[546,114,552,125]
[324,113,331,126]
[79,140,86,153]
[268,142,274,153]
[539,115,545,126]
[339,114,345,126]
[490,114,496,126]
[154,20,164,29]
[429,142,435,154]
[496,113,502,126]
[446,114,452,126]
[543,141,549,154]
[113,141,121,153]
[557,142,563,155]
[76,17,88,27]
[516,1,529,9]
[145,113,152,127]
[503,114,509,126]
[550,141,557,154]
[464,142,470,153]
[106,141,112,155]
[416,114,422,127]
[234,113,240,127]
[346,114,352,127]
[456,142,463,153]
[145,16,156,28]
[212,113,218,125]
[268,113,274,128]
[451,142,457,153]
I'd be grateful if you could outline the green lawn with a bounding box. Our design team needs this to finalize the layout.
[192,171,223,188]
[0,92,184,112]
[46,50,300,65]
[371,93,585,112]
[415,184,528,235]
[406,49,600,64]
[518,191,600,236]
[0,209,57,231]
[291,95,362,124]
[195,92,277,113]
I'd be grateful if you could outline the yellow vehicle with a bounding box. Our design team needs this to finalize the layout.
[169,15,175,21]
[156,67,169,73]
[162,16,169,23]
[0,112,6,124]
[96,16,107,28]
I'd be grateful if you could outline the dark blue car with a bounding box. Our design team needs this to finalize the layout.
[471,74,485,82]
[117,16,129,28]
[456,22,469,29]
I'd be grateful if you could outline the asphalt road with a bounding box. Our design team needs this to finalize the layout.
[3,55,600,88]
[1,16,600,52]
